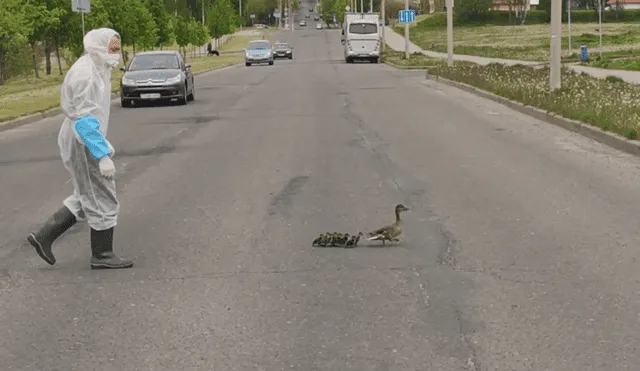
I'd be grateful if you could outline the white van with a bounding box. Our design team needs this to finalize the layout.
[342,19,380,64]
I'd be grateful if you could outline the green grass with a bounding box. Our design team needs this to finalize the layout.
[218,34,271,52]
[383,47,640,140]
[403,21,640,65]
[0,55,243,123]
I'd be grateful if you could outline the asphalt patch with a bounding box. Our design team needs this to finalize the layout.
[267,175,310,217]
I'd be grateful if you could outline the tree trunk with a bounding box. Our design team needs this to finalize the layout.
[44,41,52,75]
[30,42,40,79]
[55,41,63,75]
[132,42,137,56]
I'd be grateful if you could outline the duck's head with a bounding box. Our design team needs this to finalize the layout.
[396,204,410,213]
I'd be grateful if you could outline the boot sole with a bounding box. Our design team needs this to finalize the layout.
[90,262,134,269]
[27,234,56,266]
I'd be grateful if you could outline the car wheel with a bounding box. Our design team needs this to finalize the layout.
[372,57,379,64]
[269,61,274,65]
[345,57,353,64]
[121,98,132,107]
[245,62,251,66]
[187,85,195,101]
[177,86,187,105]
[289,55,293,59]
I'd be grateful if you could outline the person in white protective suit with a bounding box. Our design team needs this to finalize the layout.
[27,28,133,270]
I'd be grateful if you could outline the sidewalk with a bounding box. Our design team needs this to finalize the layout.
[384,26,640,85]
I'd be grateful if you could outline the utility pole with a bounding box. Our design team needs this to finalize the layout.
[404,0,409,58]
[370,0,373,12]
[279,0,283,28]
[597,0,602,58]
[202,0,205,25]
[381,0,386,54]
[239,0,243,30]
[360,0,364,13]
[567,0,571,53]
[550,0,562,91]
[446,0,453,67]
[289,0,294,32]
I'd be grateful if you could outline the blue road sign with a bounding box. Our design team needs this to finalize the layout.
[398,9,416,24]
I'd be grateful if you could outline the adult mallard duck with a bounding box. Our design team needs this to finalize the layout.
[366,204,410,246]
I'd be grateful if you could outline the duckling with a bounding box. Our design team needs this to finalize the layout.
[340,233,350,246]
[353,231,363,246]
[312,233,327,247]
[366,204,410,246]
[344,232,364,248]
[330,232,348,246]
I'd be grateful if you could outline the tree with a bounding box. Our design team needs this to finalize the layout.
[0,0,31,84]
[189,19,209,57]
[207,0,236,41]
[145,0,174,49]
[24,1,63,78]
[175,15,191,58]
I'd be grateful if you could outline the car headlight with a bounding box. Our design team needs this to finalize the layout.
[245,51,251,57]
[122,77,135,86]
[165,75,181,84]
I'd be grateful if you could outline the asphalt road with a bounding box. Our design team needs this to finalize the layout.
[2,16,640,371]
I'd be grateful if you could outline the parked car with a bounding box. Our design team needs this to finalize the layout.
[316,23,323,30]
[273,43,294,59]
[119,50,194,107]
[244,39,274,66]
[299,20,307,26]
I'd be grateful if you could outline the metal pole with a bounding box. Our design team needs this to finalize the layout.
[290,0,294,32]
[239,0,243,30]
[279,0,283,28]
[567,0,571,53]
[370,0,373,12]
[597,0,602,58]
[550,0,562,91]
[360,0,364,13]
[404,0,409,58]
[446,0,453,67]
[381,0,386,54]
[81,12,86,36]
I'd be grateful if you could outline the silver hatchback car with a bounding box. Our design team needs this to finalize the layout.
[244,40,274,66]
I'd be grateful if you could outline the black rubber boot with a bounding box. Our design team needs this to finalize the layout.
[27,206,77,265]
[90,227,133,269]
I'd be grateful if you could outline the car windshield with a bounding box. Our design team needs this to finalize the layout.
[348,23,378,34]
[128,54,180,71]
[248,41,270,50]
[275,44,290,49]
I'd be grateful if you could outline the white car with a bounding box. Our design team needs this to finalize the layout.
[316,23,323,30]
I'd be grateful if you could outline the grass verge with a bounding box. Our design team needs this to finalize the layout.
[0,55,242,124]
[383,48,640,140]
[403,22,640,64]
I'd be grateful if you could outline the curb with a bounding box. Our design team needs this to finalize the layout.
[0,62,242,133]
[383,60,640,158]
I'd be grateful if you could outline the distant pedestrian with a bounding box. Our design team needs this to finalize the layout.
[27,28,133,270]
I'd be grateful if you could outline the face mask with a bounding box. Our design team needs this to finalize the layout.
[105,54,121,68]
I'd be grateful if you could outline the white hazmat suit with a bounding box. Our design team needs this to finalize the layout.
[27,28,133,270]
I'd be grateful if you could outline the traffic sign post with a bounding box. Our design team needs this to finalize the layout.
[398,9,415,59]
[72,0,91,36]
